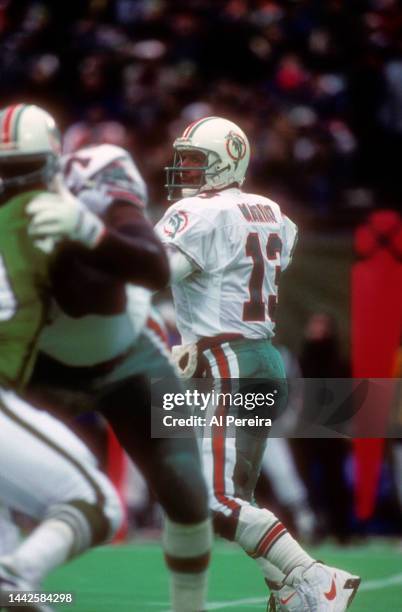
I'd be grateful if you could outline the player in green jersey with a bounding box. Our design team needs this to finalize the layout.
[0,103,61,388]
[0,189,52,389]
[0,104,122,612]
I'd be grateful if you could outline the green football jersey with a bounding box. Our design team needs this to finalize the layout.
[0,190,51,388]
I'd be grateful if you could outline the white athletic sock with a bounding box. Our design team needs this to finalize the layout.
[163,517,212,612]
[256,558,286,584]
[169,571,208,612]
[235,505,314,576]
[267,531,314,575]
[1,519,75,585]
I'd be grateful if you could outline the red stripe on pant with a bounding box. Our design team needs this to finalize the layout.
[106,426,128,542]
[147,316,169,347]
[210,345,241,513]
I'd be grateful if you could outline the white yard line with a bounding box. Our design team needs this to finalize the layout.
[359,572,402,592]
[204,597,267,610]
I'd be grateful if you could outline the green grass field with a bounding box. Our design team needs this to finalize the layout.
[45,539,402,611]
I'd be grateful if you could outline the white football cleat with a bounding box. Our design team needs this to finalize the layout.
[267,582,305,611]
[0,563,54,612]
[267,562,360,611]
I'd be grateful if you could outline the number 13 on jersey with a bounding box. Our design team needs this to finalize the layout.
[242,232,282,323]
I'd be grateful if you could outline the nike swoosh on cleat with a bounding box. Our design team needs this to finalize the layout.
[324,578,337,601]
[280,592,296,605]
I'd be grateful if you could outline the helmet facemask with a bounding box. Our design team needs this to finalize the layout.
[0,152,59,195]
[165,147,229,201]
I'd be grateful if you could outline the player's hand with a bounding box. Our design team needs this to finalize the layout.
[27,174,105,249]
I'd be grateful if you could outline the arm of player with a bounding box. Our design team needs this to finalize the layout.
[155,206,215,276]
[79,201,170,290]
[27,177,169,291]
[166,245,197,284]
[27,175,105,248]
[280,215,298,271]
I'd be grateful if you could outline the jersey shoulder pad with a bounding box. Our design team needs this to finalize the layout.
[62,144,148,211]
[157,200,210,243]
[62,144,124,183]
[174,194,223,223]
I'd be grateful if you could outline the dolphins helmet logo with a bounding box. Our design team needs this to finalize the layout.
[225,131,247,169]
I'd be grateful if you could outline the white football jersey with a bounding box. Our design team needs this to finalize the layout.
[39,144,151,366]
[155,188,297,344]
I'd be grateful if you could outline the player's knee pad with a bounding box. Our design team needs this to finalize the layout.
[46,494,123,556]
[152,447,209,524]
[234,504,281,557]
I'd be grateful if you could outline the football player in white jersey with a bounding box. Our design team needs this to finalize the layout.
[24,143,212,612]
[155,116,361,611]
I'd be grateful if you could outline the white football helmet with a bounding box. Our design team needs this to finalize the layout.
[165,116,250,200]
[0,103,61,193]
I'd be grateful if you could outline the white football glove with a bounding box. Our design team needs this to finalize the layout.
[27,174,105,249]
[33,236,58,254]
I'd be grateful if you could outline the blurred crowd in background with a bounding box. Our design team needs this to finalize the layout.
[1,0,402,224]
[1,0,401,540]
